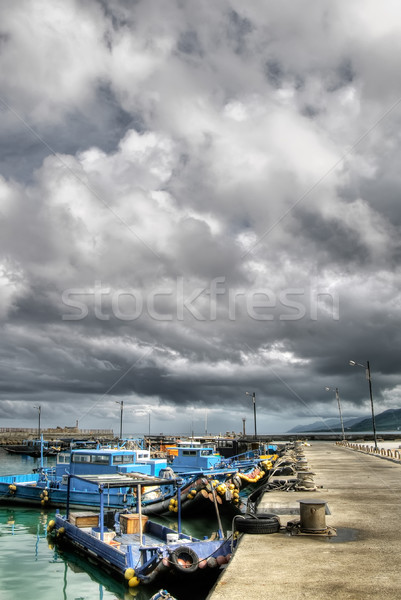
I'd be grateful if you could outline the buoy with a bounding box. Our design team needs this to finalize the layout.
[128,576,140,588]
[124,568,135,580]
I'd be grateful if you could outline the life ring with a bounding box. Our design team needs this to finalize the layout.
[235,513,280,534]
[169,546,199,574]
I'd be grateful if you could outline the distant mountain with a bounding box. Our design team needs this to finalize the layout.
[350,408,401,432]
[287,409,401,433]
[287,416,363,433]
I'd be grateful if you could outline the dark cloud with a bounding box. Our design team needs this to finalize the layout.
[0,0,400,435]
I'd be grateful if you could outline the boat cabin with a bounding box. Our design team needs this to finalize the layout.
[56,448,167,483]
[170,446,222,473]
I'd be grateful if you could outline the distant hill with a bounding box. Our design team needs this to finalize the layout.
[288,408,401,433]
[350,408,401,432]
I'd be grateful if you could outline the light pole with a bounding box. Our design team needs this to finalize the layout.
[115,400,124,440]
[245,392,257,438]
[33,405,41,439]
[349,360,378,451]
[325,386,345,441]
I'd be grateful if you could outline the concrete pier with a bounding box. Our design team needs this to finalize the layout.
[208,441,401,599]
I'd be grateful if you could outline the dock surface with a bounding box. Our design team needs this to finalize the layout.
[208,441,401,599]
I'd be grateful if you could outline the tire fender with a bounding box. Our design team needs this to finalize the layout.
[169,546,199,574]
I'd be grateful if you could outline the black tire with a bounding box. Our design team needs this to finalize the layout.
[235,514,280,534]
[170,546,199,574]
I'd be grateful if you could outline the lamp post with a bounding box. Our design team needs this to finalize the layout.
[245,392,257,438]
[33,405,41,439]
[115,400,124,440]
[349,360,378,451]
[325,386,345,441]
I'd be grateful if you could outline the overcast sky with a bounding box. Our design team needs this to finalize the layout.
[1,0,401,436]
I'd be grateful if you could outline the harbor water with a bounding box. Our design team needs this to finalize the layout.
[0,448,229,600]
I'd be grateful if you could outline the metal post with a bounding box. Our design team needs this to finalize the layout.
[177,481,182,535]
[366,361,378,451]
[66,475,71,520]
[349,359,378,451]
[40,434,44,469]
[99,486,104,541]
[252,392,257,438]
[115,400,123,440]
[245,392,257,439]
[335,388,346,441]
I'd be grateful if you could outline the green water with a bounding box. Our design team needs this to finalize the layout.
[0,449,227,600]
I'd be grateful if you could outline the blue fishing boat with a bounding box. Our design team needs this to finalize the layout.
[0,440,278,518]
[0,445,169,510]
[48,473,236,589]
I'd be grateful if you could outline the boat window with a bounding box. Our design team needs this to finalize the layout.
[90,454,109,464]
[182,450,197,456]
[57,453,70,464]
[200,449,212,456]
[113,455,123,464]
[122,454,135,463]
[72,454,91,463]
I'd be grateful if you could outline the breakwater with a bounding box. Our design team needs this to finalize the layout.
[0,427,114,445]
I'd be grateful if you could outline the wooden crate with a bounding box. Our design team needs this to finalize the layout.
[120,514,148,534]
[69,512,100,528]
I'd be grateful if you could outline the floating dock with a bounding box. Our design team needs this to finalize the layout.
[208,441,401,599]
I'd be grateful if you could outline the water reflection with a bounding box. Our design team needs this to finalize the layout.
[0,506,221,600]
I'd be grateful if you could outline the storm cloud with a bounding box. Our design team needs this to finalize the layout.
[1,0,401,435]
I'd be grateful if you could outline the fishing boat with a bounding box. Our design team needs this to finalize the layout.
[48,473,236,589]
[0,445,169,509]
[3,438,63,457]
[0,441,278,518]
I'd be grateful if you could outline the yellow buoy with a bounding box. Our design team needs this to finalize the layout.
[128,576,140,588]
[124,568,135,580]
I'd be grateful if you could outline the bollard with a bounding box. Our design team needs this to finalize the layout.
[298,499,328,532]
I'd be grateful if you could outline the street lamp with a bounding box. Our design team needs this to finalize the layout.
[325,387,345,441]
[245,392,257,438]
[349,360,378,451]
[33,405,41,439]
[115,400,124,440]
